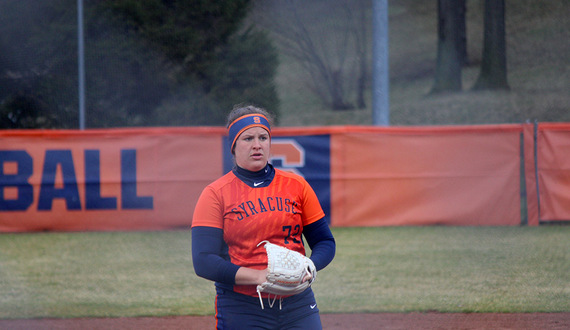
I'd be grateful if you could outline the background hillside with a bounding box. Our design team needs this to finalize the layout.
[254,0,569,127]
[0,0,566,128]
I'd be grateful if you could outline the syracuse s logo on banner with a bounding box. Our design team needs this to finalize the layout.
[269,136,331,224]
[270,139,305,177]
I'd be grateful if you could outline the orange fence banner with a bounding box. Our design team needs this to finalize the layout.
[0,128,224,231]
[535,123,570,222]
[329,125,523,226]
[1,123,569,231]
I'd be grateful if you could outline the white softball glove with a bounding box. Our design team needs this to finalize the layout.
[256,240,316,309]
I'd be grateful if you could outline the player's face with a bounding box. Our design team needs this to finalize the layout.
[234,126,271,172]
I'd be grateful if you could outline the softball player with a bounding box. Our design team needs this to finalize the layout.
[192,105,336,329]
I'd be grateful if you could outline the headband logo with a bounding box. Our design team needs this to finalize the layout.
[253,116,261,124]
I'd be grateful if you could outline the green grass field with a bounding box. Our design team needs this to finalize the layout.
[1,226,568,319]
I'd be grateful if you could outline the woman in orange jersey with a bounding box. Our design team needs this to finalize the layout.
[192,105,336,329]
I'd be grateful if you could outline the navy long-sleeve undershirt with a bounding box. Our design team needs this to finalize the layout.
[191,218,335,284]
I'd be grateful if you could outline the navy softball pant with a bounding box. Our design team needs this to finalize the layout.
[214,287,322,330]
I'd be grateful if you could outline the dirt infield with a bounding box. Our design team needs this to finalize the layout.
[1,313,569,329]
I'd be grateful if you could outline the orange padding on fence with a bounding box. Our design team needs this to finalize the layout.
[0,127,225,231]
[1,123,569,232]
[328,125,523,226]
[535,123,570,222]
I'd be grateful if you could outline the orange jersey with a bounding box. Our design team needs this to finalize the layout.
[192,168,325,296]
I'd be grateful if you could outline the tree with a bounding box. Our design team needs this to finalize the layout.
[107,0,280,126]
[252,0,370,111]
[0,0,279,128]
[430,0,466,94]
[472,0,509,90]
[0,0,79,128]
[154,27,279,126]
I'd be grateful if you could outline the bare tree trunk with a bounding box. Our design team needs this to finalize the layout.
[431,0,465,94]
[472,0,509,90]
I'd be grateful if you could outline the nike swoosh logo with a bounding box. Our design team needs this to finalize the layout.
[310,304,317,309]
[253,182,264,187]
